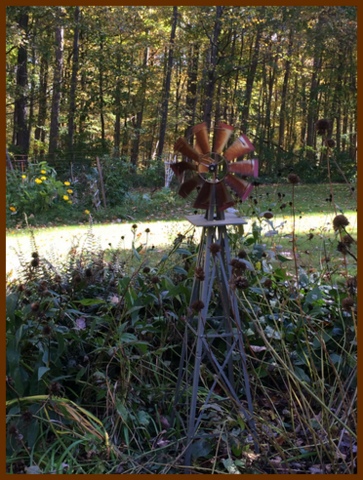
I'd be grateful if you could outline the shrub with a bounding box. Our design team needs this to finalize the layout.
[6,161,74,220]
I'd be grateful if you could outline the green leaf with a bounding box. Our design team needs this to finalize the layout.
[38,366,50,381]
[6,293,18,322]
[276,254,292,262]
[76,298,106,306]
[190,438,212,459]
[294,366,311,384]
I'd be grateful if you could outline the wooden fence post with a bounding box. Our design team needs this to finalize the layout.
[96,156,107,208]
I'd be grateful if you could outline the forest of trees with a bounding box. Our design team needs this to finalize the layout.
[6,5,357,181]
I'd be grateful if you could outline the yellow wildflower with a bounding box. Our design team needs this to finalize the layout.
[21,174,27,179]
[63,195,69,201]
[64,181,71,186]
[9,206,17,212]
[84,209,90,215]
[40,169,47,174]
[41,176,47,181]
[35,178,42,184]
[67,189,73,194]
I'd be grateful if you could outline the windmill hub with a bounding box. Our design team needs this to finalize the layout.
[199,152,227,183]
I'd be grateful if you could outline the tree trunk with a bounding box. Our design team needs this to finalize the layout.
[48,10,64,157]
[13,11,30,156]
[241,19,263,132]
[34,55,48,155]
[157,6,178,159]
[278,30,293,149]
[98,37,106,144]
[203,6,224,129]
[67,6,81,158]
[130,46,149,166]
[185,42,199,132]
[113,50,122,158]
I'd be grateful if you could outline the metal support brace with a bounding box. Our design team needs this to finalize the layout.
[172,211,258,470]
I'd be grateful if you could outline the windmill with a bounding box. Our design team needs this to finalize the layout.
[171,122,259,470]
[171,121,258,217]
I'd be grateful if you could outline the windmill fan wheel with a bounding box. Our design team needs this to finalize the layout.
[171,122,259,212]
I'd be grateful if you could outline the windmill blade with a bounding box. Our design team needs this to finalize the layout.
[193,181,212,209]
[213,122,234,154]
[224,134,254,161]
[191,122,211,154]
[225,174,254,201]
[227,159,259,177]
[174,137,201,162]
[171,161,197,177]
[215,181,235,211]
[179,176,200,198]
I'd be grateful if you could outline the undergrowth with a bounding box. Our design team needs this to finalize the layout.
[6,135,357,473]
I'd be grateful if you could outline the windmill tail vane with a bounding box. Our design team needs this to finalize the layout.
[171,121,259,212]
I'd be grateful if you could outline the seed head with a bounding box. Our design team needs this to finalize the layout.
[209,243,221,255]
[325,138,335,148]
[333,214,349,231]
[42,325,52,336]
[237,249,247,259]
[316,118,330,135]
[31,258,39,267]
[194,266,205,281]
[263,211,274,219]
[337,242,348,255]
[234,276,249,290]
[48,382,63,396]
[341,297,354,311]
[191,300,205,313]
[85,268,93,277]
[31,302,40,312]
[287,173,300,185]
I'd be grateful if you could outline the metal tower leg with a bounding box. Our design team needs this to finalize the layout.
[172,216,258,471]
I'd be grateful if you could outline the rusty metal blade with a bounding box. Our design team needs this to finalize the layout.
[224,174,254,201]
[213,122,234,154]
[179,176,200,198]
[170,161,197,176]
[193,181,212,209]
[224,134,254,161]
[174,137,201,162]
[215,181,235,211]
[227,159,259,177]
[191,122,211,154]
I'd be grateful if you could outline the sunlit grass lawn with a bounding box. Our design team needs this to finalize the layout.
[6,183,357,279]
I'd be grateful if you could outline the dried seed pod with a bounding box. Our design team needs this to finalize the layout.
[333,214,349,231]
[287,173,300,185]
[316,118,330,135]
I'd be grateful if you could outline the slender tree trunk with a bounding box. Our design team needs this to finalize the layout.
[278,30,293,149]
[157,6,178,159]
[130,47,149,166]
[185,42,199,133]
[99,33,105,143]
[241,20,263,133]
[113,49,123,157]
[203,6,224,129]
[13,11,30,156]
[48,11,64,156]
[34,55,48,155]
[67,6,80,158]
[230,30,244,125]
